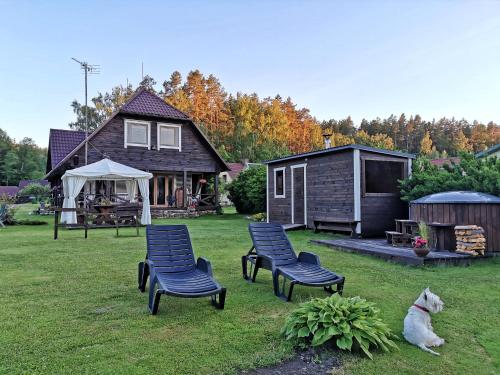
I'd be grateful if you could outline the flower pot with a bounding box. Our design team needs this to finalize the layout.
[413,247,430,257]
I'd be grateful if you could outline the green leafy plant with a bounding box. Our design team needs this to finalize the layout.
[227,165,266,214]
[251,212,266,222]
[281,294,398,359]
[400,153,500,202]
[417,221,429,241]
[18,183,51,203]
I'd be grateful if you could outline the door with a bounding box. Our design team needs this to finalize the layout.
[292,165,306,225]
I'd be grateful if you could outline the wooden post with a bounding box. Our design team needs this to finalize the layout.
[183,170,187,208]
[214,171,219,208]
[54,209,59,240]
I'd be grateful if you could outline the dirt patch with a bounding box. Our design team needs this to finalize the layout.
[240,347,341,375]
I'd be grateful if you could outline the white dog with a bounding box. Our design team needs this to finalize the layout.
[403,287,445,355]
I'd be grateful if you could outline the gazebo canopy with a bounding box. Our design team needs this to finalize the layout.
[61,159,153,225]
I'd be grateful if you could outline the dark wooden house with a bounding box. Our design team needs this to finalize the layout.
[265,145,415,237]
[45,88,228,213]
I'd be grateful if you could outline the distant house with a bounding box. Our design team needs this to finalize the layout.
[265,144,415,237]
[0,186,19,198]
[476,144,500,159]
[45,88,229,213]
[430,157,460,168]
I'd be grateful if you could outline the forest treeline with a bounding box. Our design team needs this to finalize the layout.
[0,129,47,186]
[69,70,499,162]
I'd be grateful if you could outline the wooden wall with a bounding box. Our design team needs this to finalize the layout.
[359,150,409,236]
[49,114,222,182]
[267,150,354,226]
[410,203,500,253]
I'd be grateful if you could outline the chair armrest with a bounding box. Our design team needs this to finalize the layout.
[298,251,321,265]
[197,257,213,276]
[256,254,276,271]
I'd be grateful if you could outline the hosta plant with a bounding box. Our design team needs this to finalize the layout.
[281,294,398,359]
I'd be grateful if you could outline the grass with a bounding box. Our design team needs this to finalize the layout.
[1,204,499,374]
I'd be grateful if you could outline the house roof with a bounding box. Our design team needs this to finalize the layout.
[18,179,49,189]
[120,88,190,120]
[46,88,228,179]
[264,144,415,165]
[0,186,19,196]
[48,129,86,169]
[476,144,500,158]
[227,163,245,179]
[430,157,461,167]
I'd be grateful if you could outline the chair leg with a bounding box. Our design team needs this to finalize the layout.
[286,282,295,302]
[241,256,249,280]
[251,264,259,283]
[337,278,345,296]
[211,288,227,310]
[139,262,149,292]
[148,278,161,315]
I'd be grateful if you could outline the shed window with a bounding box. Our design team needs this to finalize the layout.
[274,167,285,198]
[125,119,150,148]
[364,159,405,195]
[158,123,181,151]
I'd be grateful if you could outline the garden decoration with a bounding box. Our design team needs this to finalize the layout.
[412,222,430,257]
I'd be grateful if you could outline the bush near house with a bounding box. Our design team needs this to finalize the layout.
[18,183,51,203]
[400,153,500,201]
[227,165,266,214]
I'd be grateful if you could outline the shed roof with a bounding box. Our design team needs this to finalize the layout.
[411,191,500,204]
[264,144,415,164]
[475,144,500,158]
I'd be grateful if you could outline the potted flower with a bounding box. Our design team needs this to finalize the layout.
[412,221,430,257]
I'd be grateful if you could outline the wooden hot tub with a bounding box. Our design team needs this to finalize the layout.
[410,191,500,253]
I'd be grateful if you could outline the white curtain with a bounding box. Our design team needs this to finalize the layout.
[125,180,137,203]
[137,178,151,225]
[61,176,87,224]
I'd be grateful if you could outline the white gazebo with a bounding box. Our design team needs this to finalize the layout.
[61,158,153,225]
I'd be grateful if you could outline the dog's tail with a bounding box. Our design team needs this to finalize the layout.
[418,343,440,356]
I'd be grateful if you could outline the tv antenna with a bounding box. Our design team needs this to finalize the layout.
[71,57,100,165]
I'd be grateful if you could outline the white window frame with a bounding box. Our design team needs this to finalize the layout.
[124,119,151,149]
[273,167,286,198]
[157,122,182,151]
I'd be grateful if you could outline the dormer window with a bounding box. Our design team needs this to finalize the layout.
[157,123,181,151]
[124,119,150,149]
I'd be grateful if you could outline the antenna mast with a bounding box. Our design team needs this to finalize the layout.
[71,57,100,165]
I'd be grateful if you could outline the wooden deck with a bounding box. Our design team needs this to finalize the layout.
[311,238,492,266]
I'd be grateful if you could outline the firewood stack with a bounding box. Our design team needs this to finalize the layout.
[454,225,486,256]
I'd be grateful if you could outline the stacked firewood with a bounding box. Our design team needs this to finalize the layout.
[454,225,486,256]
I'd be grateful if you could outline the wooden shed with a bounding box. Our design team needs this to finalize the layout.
[265,144,415,237]
[410,191,500,253]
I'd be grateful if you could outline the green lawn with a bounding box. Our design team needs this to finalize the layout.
[1,204,499,374]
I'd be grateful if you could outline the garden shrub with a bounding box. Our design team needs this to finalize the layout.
[281,294,398,359]
[400,153,500,201]
[15,219,48,225]
[251,212,267,222]
[18,183,51,203]
[227,165,266,214]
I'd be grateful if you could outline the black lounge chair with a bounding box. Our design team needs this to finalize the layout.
[243,222,345,301]
[138,225,226,314]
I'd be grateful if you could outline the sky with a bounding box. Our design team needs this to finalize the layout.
[1,0,500,147]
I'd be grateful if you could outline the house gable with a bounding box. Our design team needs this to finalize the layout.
[46,88,228,180]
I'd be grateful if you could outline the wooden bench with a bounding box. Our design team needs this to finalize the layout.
[313,217,359,237]
[385,230,412,247]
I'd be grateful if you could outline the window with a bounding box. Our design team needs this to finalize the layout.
[363,159,405,195]
[124,119,150,148]
[158,123,181,151]
[274,167,285,198]
[115,180,128,196]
